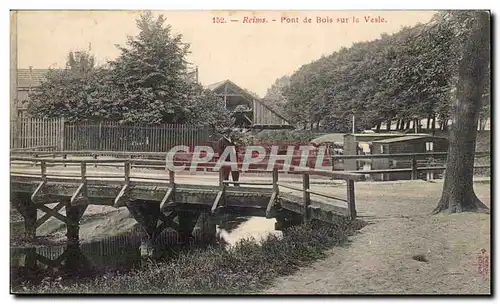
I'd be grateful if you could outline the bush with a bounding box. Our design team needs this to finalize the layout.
[254,130,326,142]
[16,219,365,294]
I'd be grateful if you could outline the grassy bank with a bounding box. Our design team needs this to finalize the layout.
[15,219,365,294]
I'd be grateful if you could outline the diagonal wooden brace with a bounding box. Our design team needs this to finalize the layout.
[37,204,71,225]
[35,201,66,228]
[156,210,179,233]
[114,184,130,208]
[35,253,61,268]
[30,180,47,204]
[70,182,88,206]
[159,188,173,211]
[265,191,278,219]
[211,189,225,215]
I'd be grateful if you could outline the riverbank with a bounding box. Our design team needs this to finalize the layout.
[14,219,365,294]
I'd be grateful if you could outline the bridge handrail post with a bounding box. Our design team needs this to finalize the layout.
[218,166,227,209]
[169,169,175,185]
[81,161,86,182]
[40,160,47,182]
[164,153,169,171]
[80,161,88,204]
[124,160,131,184]
[346,179,356,220]
[219,166,226,187]
[411,156,418,180]
[169,168,176,200]
[272,168,279,193]
[302,173,311,222]
[32,153,39,167]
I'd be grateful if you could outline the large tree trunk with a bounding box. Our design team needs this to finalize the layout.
[405,120,411,130]
[431,114,436,135]
[375,122,381,132]
[386,119,391,131]
[442,119,449,131]
[433,11,490,214]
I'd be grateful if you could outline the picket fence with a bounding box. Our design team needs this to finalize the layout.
[10,118,211,152]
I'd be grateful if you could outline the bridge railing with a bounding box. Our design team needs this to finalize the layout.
[10,148,490,183]
[10,156,364,220]
[332,151,490,180]
[9,150,333,173]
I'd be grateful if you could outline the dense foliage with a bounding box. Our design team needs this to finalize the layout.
[28,12,233,129]
[270,11,490,132]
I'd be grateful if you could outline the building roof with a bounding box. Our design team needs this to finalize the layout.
[310,133,345,145]
[260,98,288,121]
[254,98,290,124]
[345,133,407,138]
[373,135,447,144]
[204,79,228,91]
[17,69,51,88]
[205,79,291,125]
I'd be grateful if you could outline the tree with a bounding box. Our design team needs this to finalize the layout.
[27,50,102,121]
[28,11,232,128]
[66,50,95,76]
[105,11,193,124]
[183,83,234,129]
[263,75,290,114]
[432,11,490,213]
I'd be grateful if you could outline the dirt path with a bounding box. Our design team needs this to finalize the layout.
[265,180,491,294]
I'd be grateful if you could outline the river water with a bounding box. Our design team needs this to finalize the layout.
[10,216,280,289]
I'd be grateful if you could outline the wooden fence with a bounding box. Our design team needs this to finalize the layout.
[63,122,211,152]
[10,119,212,152]
[10,118,64,150]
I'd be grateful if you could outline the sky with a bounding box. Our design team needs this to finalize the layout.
[14,10,436,97]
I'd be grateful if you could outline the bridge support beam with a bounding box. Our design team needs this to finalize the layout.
[17,243,92,274]
[192,212,216,244]
[177,210,199,245]
[11,192,37,241]
[65,202,88,245]
[126,200,162,258]
[274,211,303,231]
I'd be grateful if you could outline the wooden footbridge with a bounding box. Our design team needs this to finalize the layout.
[10,151,364,253]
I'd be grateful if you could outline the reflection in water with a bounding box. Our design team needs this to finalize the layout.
[11,215,278,289]
[218,217,281,246]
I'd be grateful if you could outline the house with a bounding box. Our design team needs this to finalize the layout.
[205,79,293,129]
[342,133,411,171]
[371,135,449,181]
[11,68,51,120]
